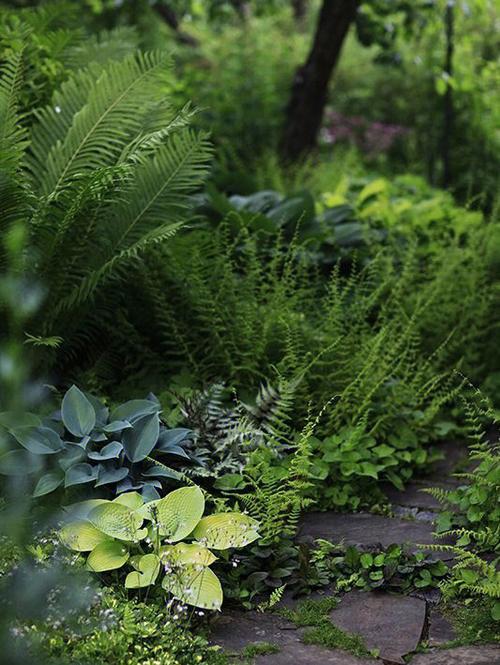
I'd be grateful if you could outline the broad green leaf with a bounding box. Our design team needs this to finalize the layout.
[125,553,160,588]
[0,450,43,475]
[142,486,204,542]
[113,491,144,510]
[164,564,223,610]
[121,413,159,463]
[33,471,63,497]
[161,543,217,567]
[87,540,129,572]
[65,463,98,487]
[13,426,64,455]
[110,399,160,424]
[62,385,96,437]
[95,465,129,487]
[89,501,143,541]
[60,521,110,551]
[192,513,259,550]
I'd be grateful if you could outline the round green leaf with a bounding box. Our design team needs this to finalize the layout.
[125,553,160,588]
[192,513,259,550]
[161,543,217,567]
[142,486,205,542]
[122,413,160,463]
[62,385,96,437]
[87,541,129,572]
[163,564,223,610]
[60,521,110,551]
[113,491,144,510]
[89,501,143,541]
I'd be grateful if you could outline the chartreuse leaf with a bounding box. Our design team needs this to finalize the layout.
[60,521,111,552]
[192,513,259,550]
[122,412,160,463]
[113,491,144,510]
[87,541,129,572]
[61,385,96,437]
[125,553,160,588]
[161,543,217,567]
[164,564,223,610]
[89,501,143,541]
[141,486,205,541]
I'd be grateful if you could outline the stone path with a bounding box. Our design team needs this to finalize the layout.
[211,440,500,664]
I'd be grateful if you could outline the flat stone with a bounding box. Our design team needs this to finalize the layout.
[210,610,373,664]
[409,645,500,664]
[427,610,456,646]
[329,591,426,664]
[382,482,443,511]
[297,512,454,559]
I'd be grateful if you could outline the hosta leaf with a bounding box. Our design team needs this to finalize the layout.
[33,471,63,497]
[122,413,159,463]
[103,420,132,434]
[58,445,86,470]
[62,499,108,521]
[87,541,129,572]
[0,412,41,430]
[163,564,223,610]
[125,553,160,588]
[113,491,144,510]
[141,464,182,480]
[95,465,129,487]
[89,501,143,541]
[110,399,160,424]
[87,441,123,461]
[60,521,110,551]
[13,426,64,455]
[161,543,217,567]
[62,385,96,437]
[65,463,98,487]
[0,450,43,475]
[192,513,259,550]
[141,485,204,541]
[156,428,192,451]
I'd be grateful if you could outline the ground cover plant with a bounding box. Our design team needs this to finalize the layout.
[0,1,499,664]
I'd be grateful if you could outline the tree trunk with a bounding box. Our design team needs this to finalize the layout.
[153,2,199,46]
[280,0,359,162]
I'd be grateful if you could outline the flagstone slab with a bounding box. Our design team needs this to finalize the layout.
[427,610,456,646]
[329,591,426,664]
[297,512,454,559]
[382,482,443,511]
[409,645,500,664]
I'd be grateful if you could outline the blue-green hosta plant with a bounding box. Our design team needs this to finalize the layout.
[0,385,198,501]
[60,486,259,610]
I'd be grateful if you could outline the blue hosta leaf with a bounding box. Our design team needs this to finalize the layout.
[33,471,64,497]
[103,420,132,434]
[110,400,160,424]
[62,499,108,522]
[62,386,96,437]
[92,432,108,442]
[65,463,98,487]
[163,445,190,460]
[156,428,192,451]
[0,412,41,430]
[95,465,129,487]
[87,441,123,461]
[121,413,160,463]
[0,450,43,475]
[13,426,64,455]
[141,483,161,502]
[58,445,86,471]
[84,393,109,427]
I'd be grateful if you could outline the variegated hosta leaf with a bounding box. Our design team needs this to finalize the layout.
[89,501,144,541]
[161,543,217,567]
[125,553,160,588]
[192,513,259,550]
[141,486,204,542]
[60,521,111,552]
[163,564,223,610]
[87,541,129,572]
[113,491,144,510]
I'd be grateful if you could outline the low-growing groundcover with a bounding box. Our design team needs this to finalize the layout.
[0,2,499,664]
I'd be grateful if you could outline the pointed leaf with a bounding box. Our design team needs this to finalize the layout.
[89,501,143,541]
[113,491,144,510]
[88,441,123,461]
[164,564,223,610]
[62,385,96,437]
[95,465,129,487]
[141,485,204,542]
[13,426,64,455]
[192,513,259,550]
[33,471,63,497]
[122,412,160,463]
[110,399,160,424]
[65,463,98,487]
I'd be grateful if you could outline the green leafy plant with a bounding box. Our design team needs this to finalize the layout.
[302,540,448,595]
[0,385,198,500]
[60,485,259,610]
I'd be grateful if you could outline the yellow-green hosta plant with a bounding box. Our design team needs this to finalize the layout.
[59,486,259,610]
